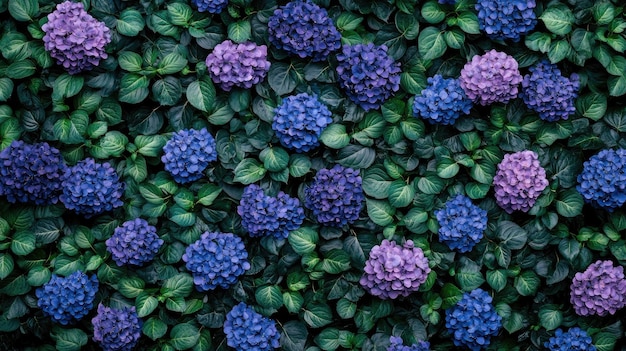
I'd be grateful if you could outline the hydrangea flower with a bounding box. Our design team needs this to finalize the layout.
[576,149,626,211]
[521,60,579,122]
[224,302,281,350]
[60,158,125,218]
[182,232,250,291]
[238,184,305,239]
[0,140,67,205]
[42,1,111,74]
[570,260,626,316]
[544,327,597,351]
[191,0,228,13]
[445,288,502,351]
[205,40,270,91]
[161,128,217,184]
[387,336,430,351]
[360,240,431,299]
[272,93,333,152]
[106,218,164,266]
[92,304,142,351]
[439,0,457,4]
[435,195,487,253]
[459,49,522,106]
[412,75,473,125]
[305,164,364,227]
[35,271,98,325]
[336,43,401,111]
[493,150,548,213]
[268,0,341,62]
[476,0,537,42]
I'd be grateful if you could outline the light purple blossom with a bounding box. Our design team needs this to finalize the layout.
[460,49,522,105]
[570,260,626,316]
[493,150,548,213]
[205,40,270,91]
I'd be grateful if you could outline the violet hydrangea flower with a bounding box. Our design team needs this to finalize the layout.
[577,149,626,211]
[106,218,164,266]
[205,40,270,91]
[493,150,548,213]
[92,304,142,351]
[544,327,596,351]
[224,302,280,350]
[272,93,333,152]
[476,0,537,42]
[460,49,522,106]
[445,288,502,351]
[35,271,98,325]
[412,75,473,125]
[435,195,487,253]
[521,60,579,122]
[387,336,430,351]
[570,260,626,317]
[191,0,228,14]
[161,128,217,184]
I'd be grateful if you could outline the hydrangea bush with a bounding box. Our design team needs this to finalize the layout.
[191,0,228,14]
[577,148,626,211]
[161,128,217,184]
[412,75,473,125]
[445,288,502,350]
[475,0,537,42]
[35,271,99,325]
[435,194,487,252]
[544,327,597,351]
[92,304,142,351]
[272,93,333,152]
[224,302,281,350]
[387,336,430,351]
[105,218,164,266]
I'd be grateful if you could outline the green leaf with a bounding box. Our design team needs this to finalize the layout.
[0,254,14,280]
[234,158,266,184]
[496,221,528,250]
[255,285,283,309]
[576,93,607,121]
[167,3,192,26]
[228,20,252,43]
[366,198,395,226]
[395,12,419,40]
[388,179,415,208]
[98,131,129,158]
[594,332,618,351]
[186,77,216,112]
[135,135,166,157]
[169,205,196,227]
[51,328,87,351]
[11,231,35,256]
[558,238,581,262]
[27,266,51,286]
[8,0,38,21]
[269,62,299,96]
[118,276,145,298]
[197,183,221,206]
[288,227,318,255]
[594,2,615,25]
[417,174,446,194]
[556,189,584,217]
[456,258,485,291]
[0,79,14,102]
[421,1,445,24]
[289,154,311,177]
[514,271,540,296]
[320,249,351,274]
[119,73,150,104]
[136,293,159,317]
[337,145,376,169]
[456,11,480,34]
[118,9,145,37]
[281,321,308,351]
[170,323,200,350]
[6,60,36,79]
[260,147,289,172]
[608,75,626,97]
[118,51,143,72]
[143,317,168,341]
[540,5,575,35]
[436,157,459,179]
[548,39,571,64]
[283,291,304,314]
[158,53,187,75]
[126,154,148,182]
[303,302,333,328]
[336,12,363,31]
[320,124,350,149]
[538,304,562,331]
[525,32,552,53]
[418,27,446,60]
[486,269,507,292]
[314,328,340,350]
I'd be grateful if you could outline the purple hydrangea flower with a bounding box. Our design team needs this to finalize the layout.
[412,75,473,125]
[476,0,537,42]
[92,304,142,351]
[570,260,626,316]
[435,195,487,253]
[238,184,305,239]
[224,302,280,350]
[359,240,431,299]
[60,158,125,217]
[387,336,430,351]
[305,164,364,227]
[0,140,67,205]
[493,150,548,213]
[577,149,626,211]
[445,288,502,351]
[161,128,217,184]
[191,0,228,14]
[35,271,98,325]
[42,1,111,74]
[105,218,164,266]
[521,60,579,122]
[268,0,341,62]
[182,232,250,291]
[336,43,401,111]
[272,93,333,152]
[460,49,522,106]
[545,327,596,351]
[205,40,270,91]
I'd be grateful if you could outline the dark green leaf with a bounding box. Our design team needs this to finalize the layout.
[170,323,200,350]
[186,77,216,112]
[540,5,574,35]
[418,27,446,60]
[143,317,168,341]
[255,285,283,309]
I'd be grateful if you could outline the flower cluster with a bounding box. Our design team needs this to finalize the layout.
[161,128,217,184]
[191,0,228,14]
[42,1,111,75]
[305,164,364,227]
[476,0,537,42]
[435,195,487,253]
[60,158,125,217]
[570,260,626,316]
[224,302,281,351]
[493,150,548,213]
[387,336,430,351]
[459,49,522,105]
[205,40,271,91]
[238,184,305,239]
[445,288,502,351]
[521,60,579,122]
[105,218,164,266]
[544,327,597,351]
[35,271,98,325]
[336,43,401,111]
[0,140,67,205]
[576,149,626,211]
[360,240,431,299]
[412,75,473,125]
[439,0,457,4]
[92,304,142,351]
[182,232,250,291]
[272,93,333,152]
[268,0,341,62]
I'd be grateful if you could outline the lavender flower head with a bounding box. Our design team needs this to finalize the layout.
[445,288,502,351]
[42,1,111,74]
[191,0,228,14]
[106,218,164,266]
[460,49,522,105]
[577,149,626,211]
[493,150,548,213]
[268,0,341,62]
[272,93,333,152]
[521,60,579,122]
[224,302,281,351]
[35,271,98,325]
[570,260,626,316]
[0,140,67,205]
[205,40,270,91]
[92,304,142,351]
[161,128,217,184]
[435,195,487,253]
[476,0,537,42]
[336,43,401,111]
[387,336,430,351]
[544,327,596,351]
[412,75,473,125]
[359,240,431,299]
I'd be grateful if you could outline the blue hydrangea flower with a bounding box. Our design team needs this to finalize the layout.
[412,75,473,125]
[182,232,251,291]
[191,0,228,14]
[435,195,487,253]
[92,304,142,351]
[577,149,626,211]
[445,288,502,351]
[336,43,401,111]
[545,327,597,351]
[105,218,164,266]
[439,0,457,4]
[161,128,217,184]
[60,158,125,218]
[476,0,537,42]
[35,271,99,325]
[521,60,579,122]
[272,93,333,152]
[387,336,430,351]
[0,140,67,205]
[224,302,281,351]
[305,164,364,227]
[238,184,305,239]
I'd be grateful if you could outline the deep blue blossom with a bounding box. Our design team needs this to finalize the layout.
[435,195,487,253]
[272,93,333,152]
[544,327,597,351]
[412,75,473,125]
[35,271,98,325]
[106,218,164,266]
[205,40,270,91]
[445,288,502,351]
[577,149,626,211]
[92,304,142,351]
[387,336,430,351]
[476,0,537,42]
[460,50,522,106]
[521,60,579,122]
[224,302,281,351]
[161,128,217,184]
[439,0,457,4]
[191,0,228,13]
